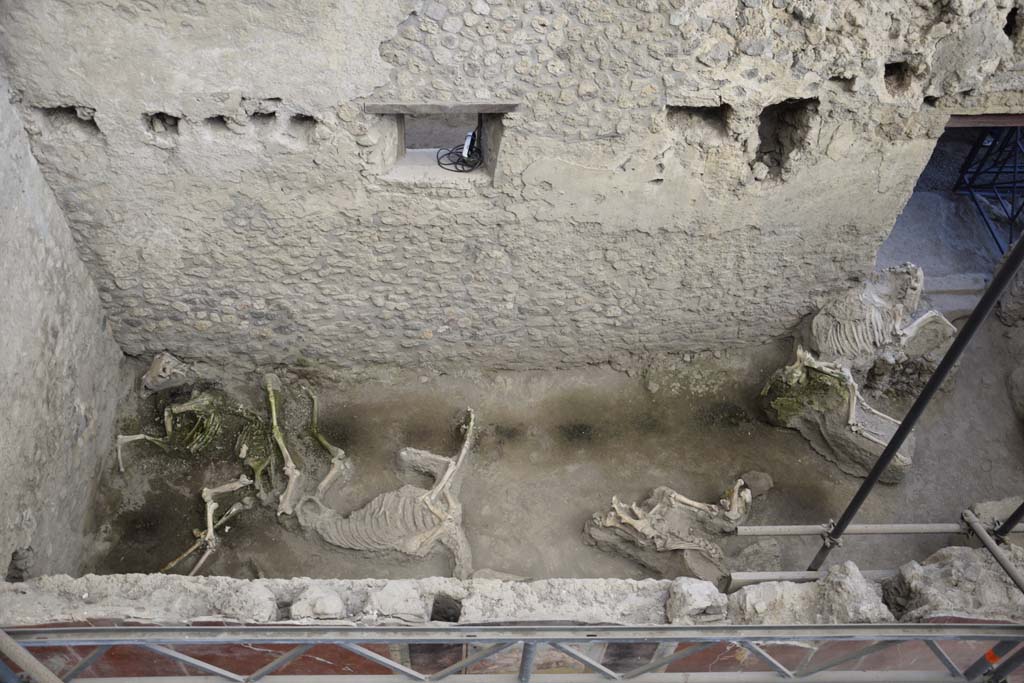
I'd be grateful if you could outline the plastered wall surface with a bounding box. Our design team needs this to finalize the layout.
[0,73,125,576]
[0,0,1021,374]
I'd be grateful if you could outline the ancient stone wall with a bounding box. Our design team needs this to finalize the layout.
[0,0,1021,374]
[0,73,126,576]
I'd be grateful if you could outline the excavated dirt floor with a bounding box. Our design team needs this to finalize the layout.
[80,311,1024,581]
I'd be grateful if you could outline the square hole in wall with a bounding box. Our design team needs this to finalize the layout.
[666,103,732,145]
[884,61,913,96]
[399,112,493,179]
[756,97,819,179]
[369,105,514,185]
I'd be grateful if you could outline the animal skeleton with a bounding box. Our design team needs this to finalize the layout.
[586,479,755,583]
[297,409,476,579]
[140,352,197,396]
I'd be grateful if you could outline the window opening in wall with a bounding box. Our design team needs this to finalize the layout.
[405,112,482,173]
[364,102,517,184]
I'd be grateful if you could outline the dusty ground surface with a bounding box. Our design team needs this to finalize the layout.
[80,309,1024,580]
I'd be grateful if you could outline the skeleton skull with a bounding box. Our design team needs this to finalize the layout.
[141,352,196,395]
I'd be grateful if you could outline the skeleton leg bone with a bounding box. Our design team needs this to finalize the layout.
[422,408,475,513]
[186,477,252,576]
[794,345,903,432]
[668,490,720,515]
[302,386,351,498]
[265,374,302,516]
[316,458,349,499]
[162,491,254,573]
[440,521,474,580]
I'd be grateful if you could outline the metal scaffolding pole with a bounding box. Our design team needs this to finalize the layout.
[737,523,965,536]
[994,499,1024,543]
[962,510,1024,594]
[0,628,63,683]
[807,231,1024,571]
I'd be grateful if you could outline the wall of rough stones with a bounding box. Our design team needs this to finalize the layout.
[0,0,1021,374]
[0,73,126,577]
[5,548,1020,626]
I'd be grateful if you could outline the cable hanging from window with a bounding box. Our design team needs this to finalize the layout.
[436,126,483,172]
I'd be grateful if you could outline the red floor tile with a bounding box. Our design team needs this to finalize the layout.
[275,643,395,675]
[76,644,190,678]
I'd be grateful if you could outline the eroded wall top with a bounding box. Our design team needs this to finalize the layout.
[0,0,1020,374]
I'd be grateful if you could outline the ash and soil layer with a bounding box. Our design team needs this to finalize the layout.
[82,316,1024,581]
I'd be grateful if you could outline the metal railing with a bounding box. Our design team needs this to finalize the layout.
[4,623,1024,683]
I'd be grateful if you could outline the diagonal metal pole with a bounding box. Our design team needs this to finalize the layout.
[963,510,1024,593]
[808,227,1024,571]
[0,629,63,683]
[983,643,1024,683]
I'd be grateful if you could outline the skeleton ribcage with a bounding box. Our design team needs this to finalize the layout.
[312,484,441,554]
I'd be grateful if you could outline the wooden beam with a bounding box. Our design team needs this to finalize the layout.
[363,101,520,115]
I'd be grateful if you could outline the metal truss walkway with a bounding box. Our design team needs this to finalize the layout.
[4,623,1024,683]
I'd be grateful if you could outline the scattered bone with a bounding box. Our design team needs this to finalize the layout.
[140,351,196,395]
[115,433,166,473]
[162,496,254,573]
[161,476,253,575]
[584,479,755,588]
[264,373,301,516]
[297,409,477,579]
[760,347,914,482]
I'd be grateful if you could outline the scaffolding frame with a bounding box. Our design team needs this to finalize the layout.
[4,623,1024,683]
[953,126,1024,254]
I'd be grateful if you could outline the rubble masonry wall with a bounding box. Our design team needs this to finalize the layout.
[1,1,1021,375]
[0,72,126,576]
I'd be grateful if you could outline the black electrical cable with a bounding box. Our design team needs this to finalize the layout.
[436,126,483,172]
